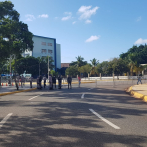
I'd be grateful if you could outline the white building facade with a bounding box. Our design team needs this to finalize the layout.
[23,35,61,71]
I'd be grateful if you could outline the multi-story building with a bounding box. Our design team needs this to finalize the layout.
[22,35,61,71]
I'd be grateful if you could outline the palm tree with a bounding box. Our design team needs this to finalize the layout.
[90,58,99,76]
[70,56,87,67]
[90,58,99,67]
[128,54,136,76]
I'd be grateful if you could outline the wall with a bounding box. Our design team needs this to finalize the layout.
[56,43,61,69]
[32,35,55,65]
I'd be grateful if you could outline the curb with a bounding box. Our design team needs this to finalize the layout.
[0,81,95,97]
[0,88,37,97]
[126,86,147,102]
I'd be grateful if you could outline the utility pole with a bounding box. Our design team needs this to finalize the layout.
[48,55,50,80]
[39,61,40,76]
[10,55,11,85]
[14,54,16,86]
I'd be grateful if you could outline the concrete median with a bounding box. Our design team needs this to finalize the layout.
[126,85,147,102]
[0,88,37,97]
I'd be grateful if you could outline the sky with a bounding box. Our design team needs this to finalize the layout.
[2,0,147,63]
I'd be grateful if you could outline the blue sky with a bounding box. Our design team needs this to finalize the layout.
[4,0,147,63]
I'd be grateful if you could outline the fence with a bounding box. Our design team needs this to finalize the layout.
[95,79,147,87]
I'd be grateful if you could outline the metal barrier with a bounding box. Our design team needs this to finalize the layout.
[95,79,147,87]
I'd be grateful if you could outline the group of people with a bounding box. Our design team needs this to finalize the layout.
[37,75,63,90]
[13,74,82,91]
[37,75,81,90]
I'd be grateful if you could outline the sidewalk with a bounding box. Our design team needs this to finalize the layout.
[127,84,147,102]
[0,85,37,96]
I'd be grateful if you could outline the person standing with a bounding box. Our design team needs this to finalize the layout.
[137,73,142,85]
[67,75,72,89]
[37,76,40,89]
[58,75,62,89]
[21,75,25,88]
[52,76,56,89]
[49,75,53,90]
[39,76,42,89]
[15,75,19,90]
[43,75,46,88]
[29,76,33,88]
[78,75,81,87]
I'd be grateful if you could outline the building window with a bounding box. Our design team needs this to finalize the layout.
[42,56,47,58]
[48,49,53,54]
[41,49,47,53]
[42,42,46,46]
[48,43,52,46]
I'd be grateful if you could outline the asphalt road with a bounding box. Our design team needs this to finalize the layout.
[0,83,147,147]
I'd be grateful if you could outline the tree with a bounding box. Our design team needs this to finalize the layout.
[90,58,99,76]
[0,1,33,63]
[78,66,84,77]
[10,56,54,77]
[90,58,99,67]
[65,66,79,77]
[0,60,8,74]
[120,45,147,66]
[70,56,87,67]
[108,58,129,75]
[83,64,91,76]
[96,61,109,76]
[50,70,56,76]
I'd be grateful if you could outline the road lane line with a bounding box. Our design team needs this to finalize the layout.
[81,93,85,99]
[29,93,43,100]
[0,113,13,128]
[89,109,120,129]
[88,88,93,90]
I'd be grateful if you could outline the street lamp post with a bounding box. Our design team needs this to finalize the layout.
[39,61,40,76]
[10,55,12,86]
[48,55,50,80]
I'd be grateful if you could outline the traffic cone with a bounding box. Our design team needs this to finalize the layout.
[12,82,14,86]
[2,83,3,86]
[6,83,8,86]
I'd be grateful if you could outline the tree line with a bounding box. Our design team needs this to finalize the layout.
[0,1,33,75]
[65,44,147,77]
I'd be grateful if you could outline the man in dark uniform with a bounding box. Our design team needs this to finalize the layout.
[58,75,62,89]
[52,76,56,89]
[39,76,42,89]
[43,75,46,88]
[67,75,72,89]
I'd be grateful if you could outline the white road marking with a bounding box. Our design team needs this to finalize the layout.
[0,113,13,128]
[88,88,93,90]
[81,93,85,99]
[29,93,43,100]
[89,109,120,129]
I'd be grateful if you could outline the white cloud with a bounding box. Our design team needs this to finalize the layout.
[137,16,141,22]
[85,19,91,24]
[134,38,147,44]
[78,5,99,20]
[64,12,72,15]
[62,15,71,21]
[72,21,76,24]
[62,12,72,21]
[25,14,35,21]
[38,14,48,18]
[85,35,100,43]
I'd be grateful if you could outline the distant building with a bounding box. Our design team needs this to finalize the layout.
[59,63,70,76]
[61,63,70,68]
[22,35,61,71]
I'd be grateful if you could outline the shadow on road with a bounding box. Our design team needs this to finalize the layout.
[0,84,147,147]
